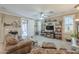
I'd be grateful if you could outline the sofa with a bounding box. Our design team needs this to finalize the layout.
[30,42,58,54]
[4,34,33,54]
[30,42,76,54]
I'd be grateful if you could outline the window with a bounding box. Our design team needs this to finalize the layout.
[21,19,28,39]
[64,15,74,33]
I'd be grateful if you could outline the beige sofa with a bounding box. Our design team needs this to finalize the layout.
[4,34,33,54]
[31,42,57,54]
[30,42,76,54]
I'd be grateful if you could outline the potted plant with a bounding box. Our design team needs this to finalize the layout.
[71,32,77,47]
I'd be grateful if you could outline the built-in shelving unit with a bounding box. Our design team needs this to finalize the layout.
[54,23,62,39]
[41,18,62,40]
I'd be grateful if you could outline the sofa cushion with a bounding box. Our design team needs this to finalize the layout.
[56,48,67,54]
[31,47,48,54]
[6,38,18,45]
[5,34,18,46]
[16,40,32,49]
[5,40,32,54]
[31,47,57,54]
[45,49,57,54]
[42,42,57,49]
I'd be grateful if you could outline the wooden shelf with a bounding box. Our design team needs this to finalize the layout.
[41,19,62,40]
[54,23,62,39]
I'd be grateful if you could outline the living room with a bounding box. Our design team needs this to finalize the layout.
[0,4,79,54]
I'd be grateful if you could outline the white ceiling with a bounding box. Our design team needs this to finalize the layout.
[0,4,77,19]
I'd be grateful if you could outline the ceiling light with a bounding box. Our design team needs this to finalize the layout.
[41,13,45,17]
[74,4,79,10]
[40,17,43,19]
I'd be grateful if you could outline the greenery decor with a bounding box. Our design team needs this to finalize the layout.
[71,32,77,38]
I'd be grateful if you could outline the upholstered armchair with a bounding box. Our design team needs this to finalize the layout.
[4,34,33,54]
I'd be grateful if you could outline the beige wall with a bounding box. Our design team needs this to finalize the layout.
[0,13,4,42]
[4,14,21,36]
[0,13,21,42]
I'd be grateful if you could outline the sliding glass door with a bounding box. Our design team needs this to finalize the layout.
[21,18,35,39]
[27,20,35,38]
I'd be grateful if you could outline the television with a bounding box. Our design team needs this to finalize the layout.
[46,26,54,30]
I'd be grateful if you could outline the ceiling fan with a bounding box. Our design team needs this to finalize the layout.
[33,11,54,19]
[39,11,54,19]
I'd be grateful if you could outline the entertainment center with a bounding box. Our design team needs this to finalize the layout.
[41,19,62,40]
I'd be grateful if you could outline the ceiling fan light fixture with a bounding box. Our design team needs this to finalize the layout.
[41,13,45,17]
[40,17,43,19]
